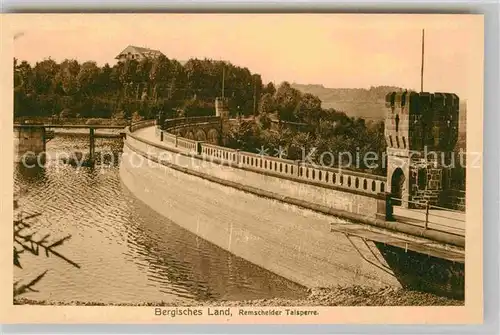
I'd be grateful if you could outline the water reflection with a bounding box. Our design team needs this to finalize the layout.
[13,132,308,304]
[15,162,46,183]
[123,188,308,301]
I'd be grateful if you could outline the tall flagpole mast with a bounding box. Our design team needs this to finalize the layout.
[420,29,425,92]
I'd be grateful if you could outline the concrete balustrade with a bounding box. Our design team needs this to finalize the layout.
[297,164,386,195]
[176,137,198,152]
[238,151,299,178]
[201,143,238,163]
[162,132,177,146]
[199,142,386,197]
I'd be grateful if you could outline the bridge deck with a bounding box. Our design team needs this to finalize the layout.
[133,126,466,238]
[330,223,464,263]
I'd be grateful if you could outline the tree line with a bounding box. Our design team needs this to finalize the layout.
[14,56,263,120]
[14,56,387,174]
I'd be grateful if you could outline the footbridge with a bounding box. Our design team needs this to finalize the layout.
[14,122,127,163]
[121,115,466,299]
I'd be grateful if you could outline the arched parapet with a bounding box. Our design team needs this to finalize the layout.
[162,116,222,145]
[207,128,219,145]
[195,129,207,141]
[163,116,221,132]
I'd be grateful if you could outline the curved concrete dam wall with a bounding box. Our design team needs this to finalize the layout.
[120,128,401,290]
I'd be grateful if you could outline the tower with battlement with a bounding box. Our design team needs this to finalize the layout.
[385,91,460,208]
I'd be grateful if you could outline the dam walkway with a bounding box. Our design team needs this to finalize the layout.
[132,125,466,238]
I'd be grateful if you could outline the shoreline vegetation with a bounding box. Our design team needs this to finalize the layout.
[14,286,463,307]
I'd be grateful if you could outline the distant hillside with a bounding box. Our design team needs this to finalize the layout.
[291,84,400,120]
[292,83,466,133]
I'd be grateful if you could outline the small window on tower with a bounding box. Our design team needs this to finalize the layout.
[389,136,394,147]
[402,136,407,149]
[396,136,400,148]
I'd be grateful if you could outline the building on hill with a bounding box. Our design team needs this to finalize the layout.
[115,45,165,62]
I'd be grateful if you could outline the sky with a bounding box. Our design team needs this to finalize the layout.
[11,14,483,100]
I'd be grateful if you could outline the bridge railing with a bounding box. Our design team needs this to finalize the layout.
[201,143,239,162]
[163,132,177,146]
[237,150,299,178]
[176,137,198,153]
[297,163,386,195]
[389,197,465,236]
[198,142,387,196]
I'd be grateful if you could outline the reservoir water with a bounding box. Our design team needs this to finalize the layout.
[13,133,308,304]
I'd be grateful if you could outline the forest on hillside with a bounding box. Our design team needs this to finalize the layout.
[291,84,401,120]
[13,56,264,120]
[291,83,468,131]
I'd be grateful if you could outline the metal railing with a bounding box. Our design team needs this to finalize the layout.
[389,197,465,236]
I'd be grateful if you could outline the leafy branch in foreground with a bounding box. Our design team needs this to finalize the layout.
[13,210,80,298]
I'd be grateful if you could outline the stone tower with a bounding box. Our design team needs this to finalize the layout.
[215,97,230,145]
[384,91,459,208]
[215,97,230,119]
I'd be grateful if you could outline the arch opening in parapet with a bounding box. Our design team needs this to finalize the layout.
[195,129,207,141]
[207,128,219,145]
[391,168,405,206]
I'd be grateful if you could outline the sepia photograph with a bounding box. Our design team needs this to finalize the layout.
[1,13,484,324]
